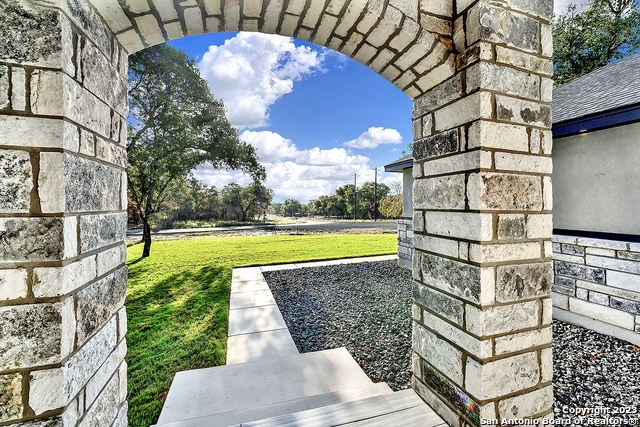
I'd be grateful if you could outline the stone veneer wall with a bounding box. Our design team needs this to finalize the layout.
[0,2,128,425]
[397,218,413,269]
[410,1,554,425]
[552,235,640,346]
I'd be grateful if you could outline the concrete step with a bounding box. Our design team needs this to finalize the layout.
[153,383,392,427]
[155,348,390,426]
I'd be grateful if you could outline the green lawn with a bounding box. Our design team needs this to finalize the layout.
[126,233,397,427]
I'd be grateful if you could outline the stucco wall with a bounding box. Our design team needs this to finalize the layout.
[402,168,413,217]
[553,122,640,235]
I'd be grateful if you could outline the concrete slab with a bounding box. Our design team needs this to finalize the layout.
[228,304,288,336]
[157,348,380,425]
[229,289,276,310]
[231,280,270,293]
[226,329,298,364]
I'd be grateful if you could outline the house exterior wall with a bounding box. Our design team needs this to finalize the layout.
[0,0,554,425]
[402,168,413,217]
[553,122,640,235]
[397,218,413,269]
[552,235,640,346]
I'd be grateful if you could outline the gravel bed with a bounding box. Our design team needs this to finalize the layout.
[263,260,640,416]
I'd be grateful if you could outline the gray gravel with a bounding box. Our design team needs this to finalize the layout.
[264,260,640,417]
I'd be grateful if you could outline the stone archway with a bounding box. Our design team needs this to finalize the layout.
[0,0,553,425]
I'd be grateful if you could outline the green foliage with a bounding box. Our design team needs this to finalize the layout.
[221,181,273,221]
[553,0,640,86]
[127,43,264,256]
[126,233,397,426]
[380,194,403,219]
[282,198,305,216]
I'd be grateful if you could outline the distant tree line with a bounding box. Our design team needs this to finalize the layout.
[128,177,273,229]
[272,181,403,220]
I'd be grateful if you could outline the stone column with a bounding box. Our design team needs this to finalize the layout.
[410,0,554,424]
[0,2,128,425]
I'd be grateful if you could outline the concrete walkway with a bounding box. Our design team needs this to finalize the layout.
[227,255,397,364]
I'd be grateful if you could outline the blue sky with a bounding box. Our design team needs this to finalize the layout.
[168,1,579,203]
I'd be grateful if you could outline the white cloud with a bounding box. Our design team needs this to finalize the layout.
[344,127,402,149]
[193,130,379,203]
[197,33,325,128]
[239,130,298,162]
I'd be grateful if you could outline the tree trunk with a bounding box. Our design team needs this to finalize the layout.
[142,217,152,257]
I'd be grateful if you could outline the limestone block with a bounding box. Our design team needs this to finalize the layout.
[542,297,552,324]
[33,255,97,298]
[576,288,588,300]
[421,310,493,358]
[64,216,78,259]
[117,306,128,341]
[335,1,365,36]
[468,172,542,211]
[413,174,465,209]
[587,255,640,275]
[459,242,469,260]
[561,244,584,256]
[413,211,424,232]
[465,351,539,400]
[412,160,423,178]
[466,62,540,100]
[114,402,128,427]
[88,0,132,33]
[0,302,74,369]
[393,69,416,90]
[0,66,8,109]
[95,137,127,168]
[495,152,552,175]
[203,0,222,15]
[64,317,117,399]
[389,29,414,52]
[81,40,128,117]
[468,121,529,152]
[369,49,396,75]
[553,252,584,265]
[607,270,640,293]
[420,13,451,36]
[85,339,127,407]
[413,282,464,325]
[470,242,541,263]
[76,266,127,344]
[589,291,609,306]
[496,262,552,303]
[477,5,540,53]
[413,375,475,427]
[425,211,493,241]
[527,214,552,239]
[380,64,401,81]
[97,244,127,277]
[313,14,339,46]
[0,4,74,74]
[529,127,541,153]
[541,23,552,57]
[354,43,378,65]
[78,372,121,427]
[466,300,539,336]
[413,128,458,160]
[11,67,26,110]
[116,29,144,53]
[618,251,640,261]
[150,0,179,20]
[413,74,462,116]
[366,20,396,47]
[420,0,452,16]
[183,7,204,35]
[414,234,458,259]
[541,77,553,102]
[453,16,465,52]
[422,150,491,177]
[0,269,28,301]
[395,31,436,70]
[0,149,32,213]
[135,14,165,46]
[0,373,22,422]
[31,70,111,138]
[80,213,128,253]
[421,253,495,305]
[57,0,112,58]
[498,386,553,419]
[570,298,635,329]
[39,153,122,213]
[0,217,64,262]
[495,46,553,76]
[498,214,526,240]
[496,95,551,127]
[610,297,640,315]
[413,323,463,385]
[577,237,627,250]
[29,368,67,415]
[494,327,552,355]
[435,92,492,131]
[542,176,552,210]
[301,0,325,28]
[552,292,568,310]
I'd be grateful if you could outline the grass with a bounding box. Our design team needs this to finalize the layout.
[126,233,397,427]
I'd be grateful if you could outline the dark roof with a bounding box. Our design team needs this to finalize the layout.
[552,55,640,124]
[384,155,413,172]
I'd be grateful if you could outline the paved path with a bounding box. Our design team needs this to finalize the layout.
[226,255,397,364]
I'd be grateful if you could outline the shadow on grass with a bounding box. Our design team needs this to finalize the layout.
[126,265,231,427]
